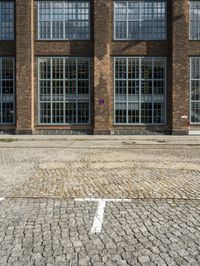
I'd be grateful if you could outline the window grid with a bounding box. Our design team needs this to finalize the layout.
[0,58,15,124]
[38,57,90,125]
[38,1,90,40]
[190,58,200,124]
[114,57,166,125]
[190,1,200,40]
[0,1,14,40]
[114,0,167,40]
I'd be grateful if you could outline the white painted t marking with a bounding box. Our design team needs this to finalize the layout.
[75,198,131,234]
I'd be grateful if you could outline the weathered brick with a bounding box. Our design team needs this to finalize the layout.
[0,0,198,135]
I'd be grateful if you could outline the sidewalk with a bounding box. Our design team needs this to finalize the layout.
[0,134,200,145]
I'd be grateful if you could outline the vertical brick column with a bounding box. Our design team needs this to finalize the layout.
[171,0,189,134]
[93,0,111,134]
[15,0,34,134]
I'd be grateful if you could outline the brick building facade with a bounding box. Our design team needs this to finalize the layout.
[0,0,199,135]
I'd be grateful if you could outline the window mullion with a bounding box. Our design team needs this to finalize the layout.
[114,2,116,39]
[139,58,142,124]
[152,58,154,124]
[63,58,66,124]
[13,58,15,124]
[164,58,167,124]
[165,1,167,39]
[63,2,65,40]
[38,59,40,124]
[50,2,52,40]
[76,59,78,124]
[152,2,154,40]
[139,1,141,40]
[126,58,129,124]
[0,3,1,39]
[190,58,191,124]
[50,58,53,124]
[76,2,78,40]
[38,2,40,39]
[0,59,2,124]
[126,2,128,40]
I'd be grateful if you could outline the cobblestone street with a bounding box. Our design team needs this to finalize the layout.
[0,136,200,266]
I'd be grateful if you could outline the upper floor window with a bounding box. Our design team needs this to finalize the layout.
[0,1,14,40]
[114,1,167,40]
[38,1,90,40]
[190,1,200,40]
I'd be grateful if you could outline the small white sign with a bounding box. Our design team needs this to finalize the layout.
[181,115,188,119]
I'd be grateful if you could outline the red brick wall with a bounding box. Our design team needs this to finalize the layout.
[15,0,34,134]
[171,0,190,134]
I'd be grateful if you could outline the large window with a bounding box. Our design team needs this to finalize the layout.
[190,1,200,40]
[39,57,90,124]
[0,58,15,124]
[114,57,166,124]
[38,1,90,40]
[190,58,200,124]
[114,0,166,40]
[0,1,14,40]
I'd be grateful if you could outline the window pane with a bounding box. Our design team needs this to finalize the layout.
[65,102,76,123]
[115,58,126,79]
[115,2,127,21]
[154,102,165,124]
[40,102,51,123]
[0,58,15,124]
[191,102,200,123]
[116,103,127,124]
[141,59,153,79]
[78,102,89,124]
[128,103,140,123]
[116,80,127,102]
[40,80,51,101]
[190,1,200,40]
[2,102,14,123]
[0,2,14,40]
[77,59,89,79]
[39,57,90,124]
[40,58,51,79]
[52,80,64,101]
[52,102,64,123]
[141,102,152,123]
[128,58,139,79]
[52,58,64,79]
[115,57,166,124]
[128,80,140,102]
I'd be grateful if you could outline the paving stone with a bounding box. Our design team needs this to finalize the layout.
[138,255,151,264]
[0,140,200,265]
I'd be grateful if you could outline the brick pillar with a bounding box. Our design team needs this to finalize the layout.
[171,0,189,135]
[93,0,111,134]
[15,0,34,134]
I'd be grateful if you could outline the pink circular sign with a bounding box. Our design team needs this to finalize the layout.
[99,98,105,105]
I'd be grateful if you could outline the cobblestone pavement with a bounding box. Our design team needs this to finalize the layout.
[0,138,200,265]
